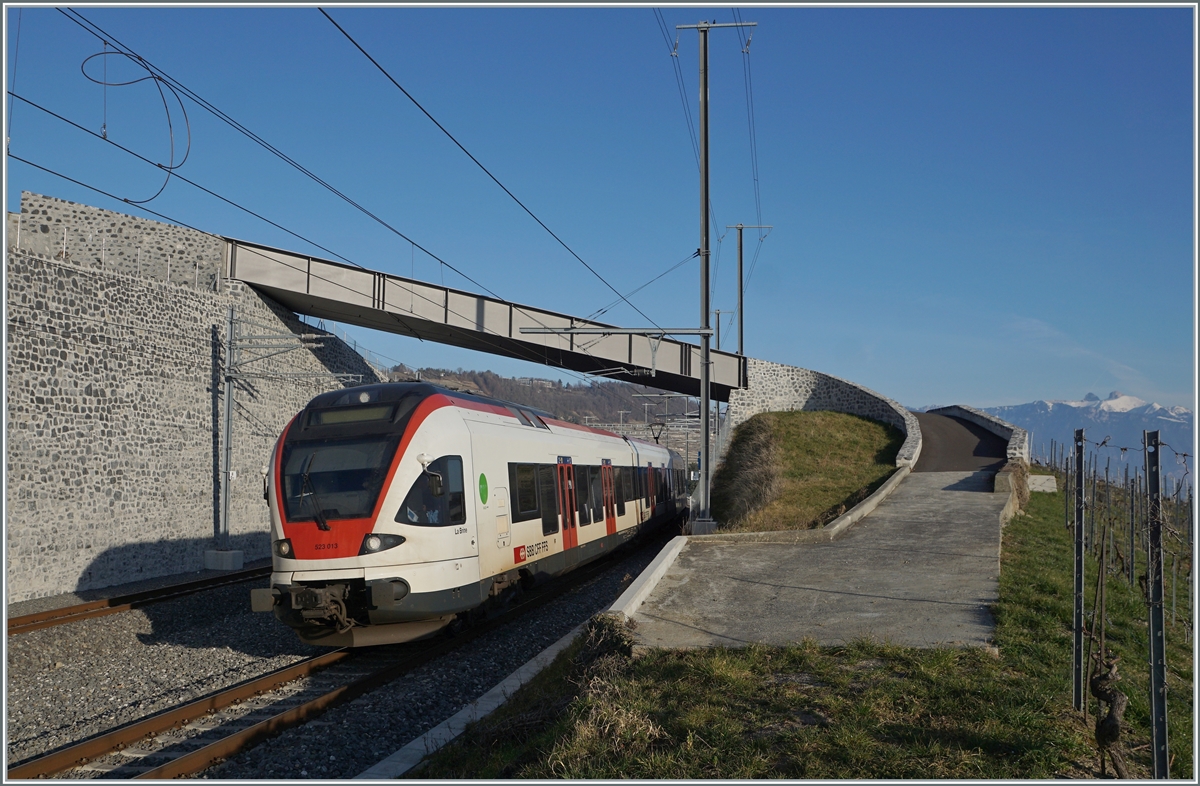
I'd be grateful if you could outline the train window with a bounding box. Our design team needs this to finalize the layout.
[508,463,540,523]
[588,466,603,524]
[282,435,400,522]
[614,468,627,517]
[538,464,559,536]
[574,465,591,525]
[396,455,465,527]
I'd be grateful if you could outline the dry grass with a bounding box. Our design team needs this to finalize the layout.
[711,410,903,532]
[413,478,1194,780]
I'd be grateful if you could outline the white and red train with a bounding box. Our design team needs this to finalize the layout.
[251,382,689,646]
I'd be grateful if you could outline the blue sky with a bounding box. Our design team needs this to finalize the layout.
[4,5,1195,409]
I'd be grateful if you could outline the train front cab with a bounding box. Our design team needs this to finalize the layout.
[252,384,489,647]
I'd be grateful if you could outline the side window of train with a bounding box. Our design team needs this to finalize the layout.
[538,464,559,536]
[508,463,540,523]
[574,465,590,525]
[397,455,465,527]
[588,465,603,523]
[614,467,627,517]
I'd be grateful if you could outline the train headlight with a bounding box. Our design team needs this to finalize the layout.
[359,532,406,555]
[272,539,294,558]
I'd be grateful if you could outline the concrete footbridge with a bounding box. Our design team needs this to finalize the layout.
[222,238,746,402]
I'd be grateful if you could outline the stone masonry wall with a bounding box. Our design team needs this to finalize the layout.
[928,404,1029,464]
[6,194,382,602]
[722,357,922,469]
[10,192,224,293]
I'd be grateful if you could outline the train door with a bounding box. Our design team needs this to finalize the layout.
[601,460,616,536]
[556,457,579,552]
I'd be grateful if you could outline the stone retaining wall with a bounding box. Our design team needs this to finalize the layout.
[9,192,224,293]
[6,194,382,602]
[722,357,922,469]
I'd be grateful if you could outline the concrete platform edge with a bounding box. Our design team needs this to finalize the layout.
[688,465,912,545]
[354,621,588,779]
[609,535,689,619]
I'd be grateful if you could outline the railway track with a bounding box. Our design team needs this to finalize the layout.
[7,566,272,636]
[6,533,660,780]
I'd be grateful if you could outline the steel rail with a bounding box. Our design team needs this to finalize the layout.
[4,648,350,779]
[7,566,272,635]
[9,522,678,780]
[134,549,635,779]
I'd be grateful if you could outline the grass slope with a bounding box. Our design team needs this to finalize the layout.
[711,410,902,532]
[413,471,1193,779]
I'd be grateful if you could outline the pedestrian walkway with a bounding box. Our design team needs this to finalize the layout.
[630,413,1012,650]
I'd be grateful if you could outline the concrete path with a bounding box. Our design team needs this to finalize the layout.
[631,413,1011,650]
[912,412,1007,473]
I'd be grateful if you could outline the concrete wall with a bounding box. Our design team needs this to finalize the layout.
[6,193,383,602]
[927,404,1029,464]
[721,357,922,469]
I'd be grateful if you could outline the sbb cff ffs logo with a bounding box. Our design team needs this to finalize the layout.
[514,541,549,564]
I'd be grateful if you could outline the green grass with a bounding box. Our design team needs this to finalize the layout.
[710,411,903,532]
[413,471,1193,779]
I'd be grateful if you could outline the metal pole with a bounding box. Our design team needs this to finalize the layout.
[218,305,236,552]
[736,224,744,356]
[698,21,712,522]
[1073,429,1085,712]
[1129,462,1135,587]
[1145,430,1169,778]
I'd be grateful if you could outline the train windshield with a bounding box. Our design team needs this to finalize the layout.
[280,435,401,522]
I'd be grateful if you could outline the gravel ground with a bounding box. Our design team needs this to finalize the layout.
[5,579,321,766]
[204,534,669,779]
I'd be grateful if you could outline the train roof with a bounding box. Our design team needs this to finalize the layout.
[304,383,682,461]
[305,381,554,421]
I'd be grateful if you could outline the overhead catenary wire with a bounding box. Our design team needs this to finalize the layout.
[732,7,768,294]
[585,250,699,322]
[55,8,648,374]
[56,8,507,310]
[39,11,715,390]
[9,91,358,269]
[320,7,663,330]
[77,47,192,203]
[652,8,723,273]
[7,7,23,150]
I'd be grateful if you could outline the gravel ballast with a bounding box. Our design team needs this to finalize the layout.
[5,532,669,778]
[5,580,321,766]
[205,536,667,779]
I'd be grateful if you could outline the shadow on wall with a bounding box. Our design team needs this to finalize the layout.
[72,532,271,595]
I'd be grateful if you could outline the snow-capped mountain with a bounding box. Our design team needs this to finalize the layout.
[981,392,1193,485]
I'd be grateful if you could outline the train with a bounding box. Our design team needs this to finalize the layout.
[250,381,690,646]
